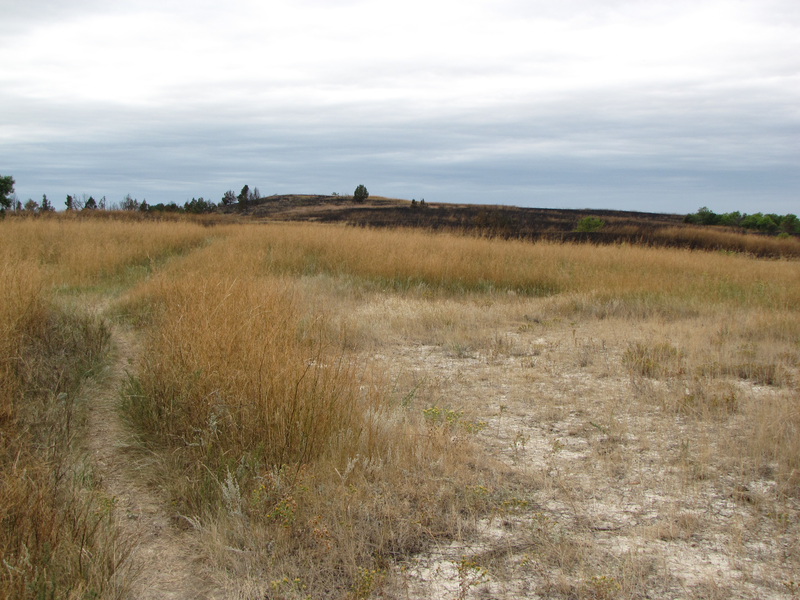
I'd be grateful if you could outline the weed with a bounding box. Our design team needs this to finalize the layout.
[350,566,385,599]
[584,575,621,599]
[454,555,489,600]
[623,341,683,378]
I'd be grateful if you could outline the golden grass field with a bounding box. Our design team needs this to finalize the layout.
[1,215,798,599]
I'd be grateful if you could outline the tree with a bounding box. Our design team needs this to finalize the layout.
[41,194,54,213]
[353,184,369,203]
[185,197,215,214]
[24,198,40,214]
[121,194,139,211]
[0,174,14,214]
[84,196,97,210]
[780,214,799,234]
[99,196,106,210]
[65,195,75,211]
[238,185,250,209]
[221,190,236,206]
[139,200,149,212]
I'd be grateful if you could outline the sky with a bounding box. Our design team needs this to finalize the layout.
[1,0,798,214]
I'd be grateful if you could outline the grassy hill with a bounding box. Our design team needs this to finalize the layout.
[219,194,800,258]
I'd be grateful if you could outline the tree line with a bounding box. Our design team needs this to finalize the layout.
[1,177,371,216]
[684,207,799,235]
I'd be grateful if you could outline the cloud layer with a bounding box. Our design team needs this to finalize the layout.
[1,0,798,212]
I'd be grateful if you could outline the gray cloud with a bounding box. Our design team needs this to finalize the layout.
[1,0,798,214]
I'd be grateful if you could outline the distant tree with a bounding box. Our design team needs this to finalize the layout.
[780,214,799,234]
[756,214,777,232]
[65,195,75,211]
[83,196,97,210]
[14,198,22,212]
[353,184,369,203]
[24,198,40,214]
[718,211,742,227]
[99,195,106,210]
[139,200,149,212]
[0,174,14,214]
[40,194,54,212]
[184,197,216,214]
[220,190,236,206]
[238,185,250,209]
[121,194,140,211]
[250,187,261,203]
[684,206,720,226]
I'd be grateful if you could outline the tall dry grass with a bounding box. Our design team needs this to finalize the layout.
[119,234,509,596]
[0,258,126,599]
[5,216,796,596]
[234,223,800,311]
[0,216,214,288]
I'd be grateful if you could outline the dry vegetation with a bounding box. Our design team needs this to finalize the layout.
[1,215,798,599]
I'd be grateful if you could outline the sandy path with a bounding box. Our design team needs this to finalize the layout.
[85,323,224,600]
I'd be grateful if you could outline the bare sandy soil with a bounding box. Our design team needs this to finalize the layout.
[84,293,799,599]
[352,298,800,599]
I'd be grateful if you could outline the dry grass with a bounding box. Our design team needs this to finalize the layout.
[3,216,798,598]
[221,222,800,311]
[646,224,800,258]
[0,259,128,599]
[0,216,213,288]
[117,234,509,597]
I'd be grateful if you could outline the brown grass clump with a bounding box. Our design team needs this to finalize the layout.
[233,223,800,311]
[0,259,127,599]
[119,238,506,596]
[0,216,213,287]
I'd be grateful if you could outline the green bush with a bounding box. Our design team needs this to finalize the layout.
[353,184,369,203]
[575,216,604,232]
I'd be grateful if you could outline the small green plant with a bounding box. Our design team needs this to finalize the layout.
[584,575,621,599]
[575,216,604,232]
[423,405,462,425]
[270,576,310,600]
[269,495,297,528]
[350,566,385,599]
[454,555,489,600]
[423,405,486,432]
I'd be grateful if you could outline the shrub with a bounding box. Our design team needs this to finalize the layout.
[575,216,604,232]
[353,184,369,203]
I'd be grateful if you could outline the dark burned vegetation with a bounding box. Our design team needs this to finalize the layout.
[222,194,800,258]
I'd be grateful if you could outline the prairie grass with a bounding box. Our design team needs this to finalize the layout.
[118,235,509,596]
[0,259,127,599]
[4,216,799,598]
[0,216,213,288]
[227,223,800,310]
[644,224,800,257]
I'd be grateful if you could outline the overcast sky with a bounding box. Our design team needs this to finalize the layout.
[1,0,798,213]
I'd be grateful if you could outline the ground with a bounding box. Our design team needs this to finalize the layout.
[349,295,800,599]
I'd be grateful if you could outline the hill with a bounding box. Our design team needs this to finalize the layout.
[220,194,799,258]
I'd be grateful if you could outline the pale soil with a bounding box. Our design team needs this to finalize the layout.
[80,293,800,599]
[83,322,224,600]
[358,303,800,599]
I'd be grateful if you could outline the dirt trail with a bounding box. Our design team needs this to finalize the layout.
[85,322,223,600]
